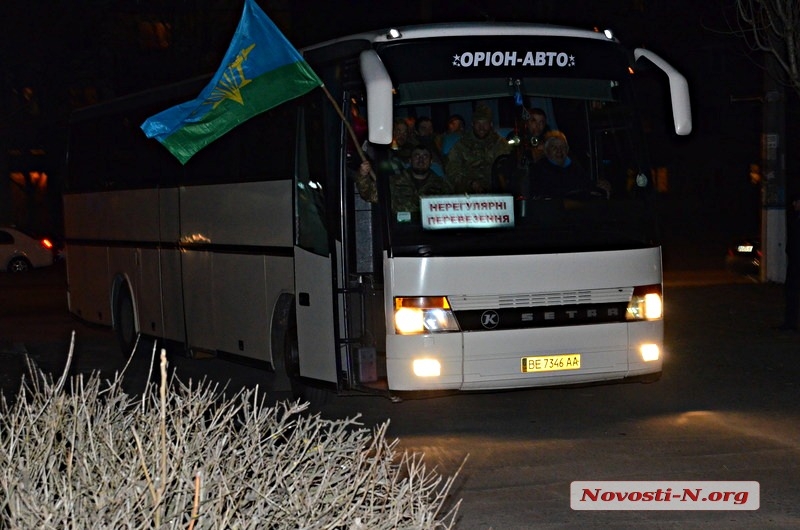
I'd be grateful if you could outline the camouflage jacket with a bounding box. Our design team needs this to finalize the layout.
[446,130,511,193]
[390,170,453,213]
[355,167,452,212]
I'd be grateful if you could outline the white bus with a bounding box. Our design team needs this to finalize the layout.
[64,23,691,399]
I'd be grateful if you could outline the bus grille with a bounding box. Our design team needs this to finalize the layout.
[447,287,634,311]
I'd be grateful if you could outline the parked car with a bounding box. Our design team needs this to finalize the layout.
[0,227,56,272]
[725,236,761,276]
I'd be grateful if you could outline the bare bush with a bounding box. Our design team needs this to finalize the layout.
[0,334,461,529]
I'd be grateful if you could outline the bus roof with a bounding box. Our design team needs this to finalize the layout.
[70,23,621,123]
[302,22,618,53]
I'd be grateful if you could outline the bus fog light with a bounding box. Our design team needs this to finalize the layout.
[640,343,660,362]
[413,358,441,377]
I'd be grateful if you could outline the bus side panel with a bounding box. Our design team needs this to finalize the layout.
[181,250,216,351]
[108,245,138,303]
[178,182,293,247]
[65,244,111,325]
[66,189,162,242]
[64,190,160,326]
[294,247,338,383]
[213,253,292,362]
[157,188,185,343]
[158,249,186,343]
[178,181,294,362]
[137,248,166,339]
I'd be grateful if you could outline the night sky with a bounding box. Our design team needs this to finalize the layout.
[0,0,790,244]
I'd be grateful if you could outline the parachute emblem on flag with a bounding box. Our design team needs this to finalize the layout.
[211,43,255,108]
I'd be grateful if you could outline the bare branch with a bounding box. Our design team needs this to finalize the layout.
[735,0,800,97]
[0,336,462,528]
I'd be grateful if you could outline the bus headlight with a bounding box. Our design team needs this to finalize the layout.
[626,285,663,320]
[394,296,460,334]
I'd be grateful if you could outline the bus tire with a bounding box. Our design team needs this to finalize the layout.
[283,322,330,410]
[115,284,138,357]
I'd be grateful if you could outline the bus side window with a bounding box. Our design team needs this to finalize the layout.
[182,104,296,184]
[295,102,329,256]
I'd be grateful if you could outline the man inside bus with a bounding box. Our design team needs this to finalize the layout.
[532,130,611,198]
[388,118,417,173]
[522,108,549,163]
[435,113,465,160]
[494,107,551,196]
[446,103,512,193]
[414,116,445,176]
[355,144,453,214]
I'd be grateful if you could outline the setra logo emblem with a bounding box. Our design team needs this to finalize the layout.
[481,310,500,329]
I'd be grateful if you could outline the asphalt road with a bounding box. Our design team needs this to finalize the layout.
[1,261,799,528]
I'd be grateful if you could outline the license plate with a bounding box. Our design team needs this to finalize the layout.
[521,354,581,373]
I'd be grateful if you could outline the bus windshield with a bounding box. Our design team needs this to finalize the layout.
[363,34,658,258]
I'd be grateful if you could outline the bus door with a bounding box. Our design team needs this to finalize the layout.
[336,92,388,392]
[339,172,387,391]
[292,108,338,385]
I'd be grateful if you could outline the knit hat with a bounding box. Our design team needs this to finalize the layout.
[473,103,493,122]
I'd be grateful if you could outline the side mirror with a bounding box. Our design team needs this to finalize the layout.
[360,50,394,145]
[634,48,692,136]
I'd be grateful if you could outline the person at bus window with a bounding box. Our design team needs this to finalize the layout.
[355,145,452,213]
[389,118,417,173]
[436,114,465,159]
[532,130,610,198]
[446,103,512,193]
[414,116,445,176]
[496,108,551,196]
[522,108,549,163]
[778,191,800,331]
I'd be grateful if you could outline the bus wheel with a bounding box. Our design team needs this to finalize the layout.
[283,324,330,409]
[115,285,137,356]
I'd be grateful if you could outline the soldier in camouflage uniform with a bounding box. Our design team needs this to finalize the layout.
[446,103,512,193]
[389,118,417,173]
[355,145,453,214]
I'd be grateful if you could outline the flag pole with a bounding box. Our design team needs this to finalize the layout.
[320,84,378,180]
